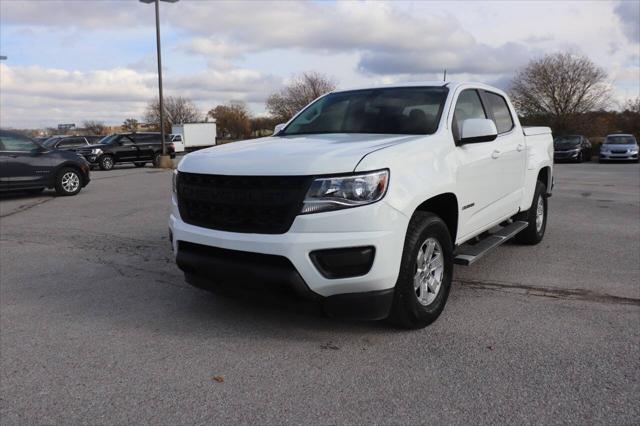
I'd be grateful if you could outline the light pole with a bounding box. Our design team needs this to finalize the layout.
[140,0,178,168]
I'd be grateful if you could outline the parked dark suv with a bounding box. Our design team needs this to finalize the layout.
[0,130,90,196]
[77,132,175,170]
[42,135,103,151]
[553,135,592,162]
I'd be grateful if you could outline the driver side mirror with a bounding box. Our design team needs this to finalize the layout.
[459,118,498,145]
[273,123,286,135]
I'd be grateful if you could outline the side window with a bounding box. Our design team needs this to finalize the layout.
[0,134,37,151]
[120,136,135,146]
[452,89,487,141]
[59,137,85,147]
[484,92,514,134]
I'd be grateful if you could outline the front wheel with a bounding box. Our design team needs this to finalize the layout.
[388,212,453,329]
[514,181,547,245]
[98,155,114,171]
[134,162,146,167]
[152,153,161,167]
[54,168,82,196]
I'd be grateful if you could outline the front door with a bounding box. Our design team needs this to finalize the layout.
[0,133,52,190]
[451,89,504,240]
[115,135,139,162]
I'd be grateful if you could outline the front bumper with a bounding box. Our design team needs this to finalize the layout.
[554,150,580,161]
[169,196,408,301]
[600,153,638,161]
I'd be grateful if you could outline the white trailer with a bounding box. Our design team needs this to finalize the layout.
[171,122,216,153]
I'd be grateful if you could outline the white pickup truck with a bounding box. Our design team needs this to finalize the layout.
[170,82,553,329]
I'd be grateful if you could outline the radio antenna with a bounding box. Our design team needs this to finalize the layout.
[443,69,447,81]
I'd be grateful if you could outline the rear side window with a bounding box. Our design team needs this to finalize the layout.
[59,137,86,147]
[452,89,487,141]
[484,92,514,134]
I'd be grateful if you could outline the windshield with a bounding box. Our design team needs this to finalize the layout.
[554,136,580,145]
[281,87,449,136]
[604,135,637,145]
[99,134,120,144]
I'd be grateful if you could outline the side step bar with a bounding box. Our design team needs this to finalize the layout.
[454,221,528,266]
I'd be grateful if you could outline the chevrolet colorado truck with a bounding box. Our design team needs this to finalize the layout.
[169,82,553,329]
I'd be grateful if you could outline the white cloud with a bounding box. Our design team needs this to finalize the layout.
[615,0,640,44]
[0,63,281,127]
[1,0,639,127]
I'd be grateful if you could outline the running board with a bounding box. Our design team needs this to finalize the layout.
[454,221,528,266]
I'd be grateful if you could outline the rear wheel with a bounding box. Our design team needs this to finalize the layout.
[54,168,82,196]
[514,181,547,245]
[388,212,453,329]
[98,155,114,171]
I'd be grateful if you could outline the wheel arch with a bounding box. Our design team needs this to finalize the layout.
[53,162,87,185]
[537,166,552,194]
[413,193,459,243]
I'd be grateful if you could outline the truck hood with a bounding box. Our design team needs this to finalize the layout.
[178,133,422,175]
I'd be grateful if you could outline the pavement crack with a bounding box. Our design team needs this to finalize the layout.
[457,278,640,306]
[0,198,55,218]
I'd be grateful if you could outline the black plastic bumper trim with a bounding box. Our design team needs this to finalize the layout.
[324,288,394,320]
[309,246,375,279]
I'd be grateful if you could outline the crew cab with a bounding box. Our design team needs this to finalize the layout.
[77,132,176,170]
[169,82,553,329]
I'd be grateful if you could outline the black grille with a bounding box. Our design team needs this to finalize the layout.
[611,150,628,154]
[177,172,313,234]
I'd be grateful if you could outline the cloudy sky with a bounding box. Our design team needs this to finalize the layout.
[1,0,638,129]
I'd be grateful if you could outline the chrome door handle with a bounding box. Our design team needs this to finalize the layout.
[491,150,501,159]
[517,144,525,152]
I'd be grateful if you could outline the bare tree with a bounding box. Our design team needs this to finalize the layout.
[623,97,640,114]
[266,71,337,122]
[83,120,108,135]
[144,96,201,132]
[122,118,139,132]
[509,53,611,130]
[208,101,252,140]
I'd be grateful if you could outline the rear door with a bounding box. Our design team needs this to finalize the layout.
[452,89,504,239]
[133,134,156,160]
[480,90,525,214]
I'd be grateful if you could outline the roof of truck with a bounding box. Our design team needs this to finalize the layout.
[333,81,501,94]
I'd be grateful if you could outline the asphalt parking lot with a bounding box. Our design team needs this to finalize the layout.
[1,161,639,424]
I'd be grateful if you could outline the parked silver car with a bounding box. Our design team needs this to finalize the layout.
[599,134,639,162]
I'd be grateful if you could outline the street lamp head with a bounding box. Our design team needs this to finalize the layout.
[139,0,179,3]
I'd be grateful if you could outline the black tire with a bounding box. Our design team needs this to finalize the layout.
[152,153,161,167]
[54,167,82,196]
[577,151,583,163]
[98,155,115,171]
[134,162,146,167]
[388,212,454,329]
[514,181,547,245]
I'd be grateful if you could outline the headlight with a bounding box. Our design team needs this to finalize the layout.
[172,170,178,194]
[300,170,389,214]
[91,148,103,155]
[630,149,638,154]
